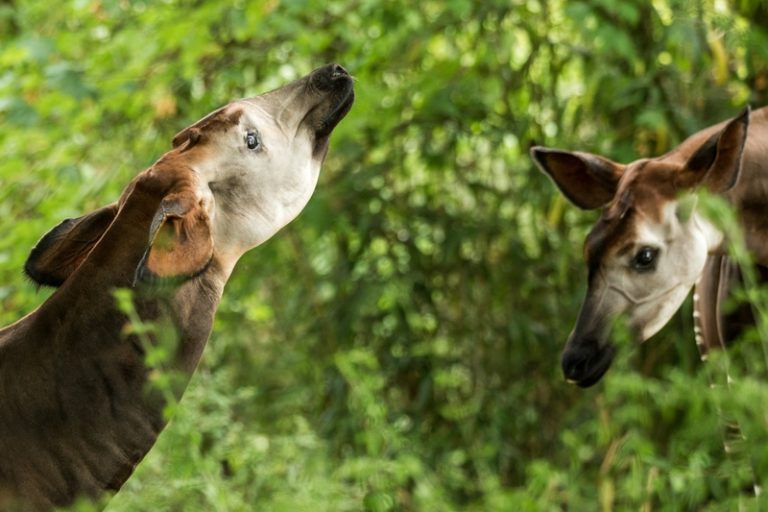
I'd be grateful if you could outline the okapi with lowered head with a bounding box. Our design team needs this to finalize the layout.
[0,64,354,510]
[531,106,768,387]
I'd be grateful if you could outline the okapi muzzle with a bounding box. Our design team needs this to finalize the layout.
[561,279,618,387]
[561,338,617,388]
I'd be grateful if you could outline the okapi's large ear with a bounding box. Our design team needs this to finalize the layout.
[25,204,119,287]
[681,106,750,193]
[134,185,213,284]
[530,147,625,210]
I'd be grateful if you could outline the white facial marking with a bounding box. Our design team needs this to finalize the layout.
[591,199,724,342]
[189,102,323,269]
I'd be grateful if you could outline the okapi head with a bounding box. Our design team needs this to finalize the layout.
[531,107,750,387]
[26,64,355,288]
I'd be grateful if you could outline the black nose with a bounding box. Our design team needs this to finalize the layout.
[329,64,349,78]
[561,347,591,382]
[561,339,615,387]
[311,63,351,90]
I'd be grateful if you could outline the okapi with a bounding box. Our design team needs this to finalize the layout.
[531,106,768,387]
[0,64,354,510]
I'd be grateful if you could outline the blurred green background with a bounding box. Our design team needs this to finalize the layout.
[2,0,768,510]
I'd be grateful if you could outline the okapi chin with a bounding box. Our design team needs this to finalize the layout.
[0,64,353,510]
[532,106,768,387]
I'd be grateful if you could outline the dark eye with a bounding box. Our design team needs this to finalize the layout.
[245,130,261,150]
[632,247,658,272]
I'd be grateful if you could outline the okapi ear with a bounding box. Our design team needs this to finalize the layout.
[530,147,626,210]
[134,186,213,285]
[682,106,750,193]
[25,204,119,287]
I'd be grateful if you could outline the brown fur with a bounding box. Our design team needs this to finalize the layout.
[582,159,680,279]
[0,64,354,510]
[0,154,224,511]
[171,108,243,150]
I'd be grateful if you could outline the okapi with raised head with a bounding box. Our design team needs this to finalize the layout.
[0,64,354,510]
[531,106,768,388]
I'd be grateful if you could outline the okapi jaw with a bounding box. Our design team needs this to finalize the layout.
[532,107,750,387]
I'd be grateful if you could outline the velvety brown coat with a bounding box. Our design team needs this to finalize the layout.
[0,64,354,510]
[0,164,220,508]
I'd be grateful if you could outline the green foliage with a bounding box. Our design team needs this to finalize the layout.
[2,0,768,510]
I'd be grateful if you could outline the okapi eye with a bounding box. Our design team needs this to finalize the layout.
[632,247,658,272]
[245,130,261,150]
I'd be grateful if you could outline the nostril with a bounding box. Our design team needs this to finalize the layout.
[561,347,593,382]
[561,338,616,387]
[330,64,348,79]
[562,355,585,382]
